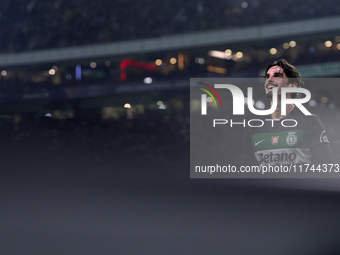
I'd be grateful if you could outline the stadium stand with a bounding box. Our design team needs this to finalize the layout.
[1,0,340,52]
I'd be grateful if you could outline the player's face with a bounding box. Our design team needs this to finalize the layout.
[264,66,290,99]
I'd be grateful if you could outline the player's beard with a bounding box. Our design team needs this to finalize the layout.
[265,90,278,99]
[265,91,273,99]
[265,90,282,100]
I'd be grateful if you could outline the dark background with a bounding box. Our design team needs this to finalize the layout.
[1,1,340,254]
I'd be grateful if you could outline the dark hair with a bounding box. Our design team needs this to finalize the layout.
[264,59,304,98]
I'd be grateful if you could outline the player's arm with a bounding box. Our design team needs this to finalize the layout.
[309,117,334,164]
[310,143,334,164]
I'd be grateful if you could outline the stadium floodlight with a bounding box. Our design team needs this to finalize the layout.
[236,52,243,58]
[255,100,265,110]
[321,97,328,104]
[170,58,177,64]
[195,57,205,64]
[283,42,289,49]
[269,48,277,55]
[325,41,332,47]
[241,2,248,8]
[309,100,317,107]
[208,50,227,59]
[289,41,296,47]
[225,49,232,56]
[144,77,152,84]
[48,69,56,75]
[155,59,162,66]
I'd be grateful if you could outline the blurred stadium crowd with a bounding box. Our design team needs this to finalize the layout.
[1,0,339,52]
[0,108,191,182]
[0,0,339,161]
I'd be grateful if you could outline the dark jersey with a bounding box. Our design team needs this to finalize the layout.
[244,107,333,165]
